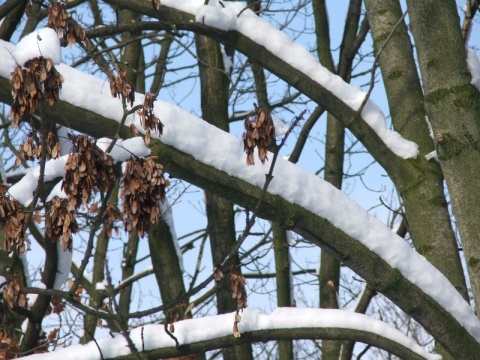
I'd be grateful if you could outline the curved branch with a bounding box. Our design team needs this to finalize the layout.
[19,308,439,360]
[0,39,479,358]
[103,0,419,174]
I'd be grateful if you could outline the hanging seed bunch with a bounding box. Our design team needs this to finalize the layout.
[9,57,64,127]
[213,264,224,287]
[102,203,122,239]
[230,266,247,311]
[62,134,116,211]
[108,70,135,107]
[47,1,90,49]
[230,266,247,338]
[0,331,20,360]
[2,278,26,310]
[16,130,60,168]
[45,197,79,252]
[242,105,275,165]
[136,92,164,146]
[0,185,26,254]
[120,156,169,237]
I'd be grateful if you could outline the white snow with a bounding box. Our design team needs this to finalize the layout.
[467,47,480,90]
[18,252,32,287]
[0,8,475,356]
[164,0,418,159]
[13,28,61,66]
[0,43,476,343]
[220,46,233,74]
[7,137,149,207]
[20,308,441,360]
[95,281,106,291]
[54,242,72,290]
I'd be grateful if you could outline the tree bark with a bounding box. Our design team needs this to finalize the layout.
[406,0,480,312]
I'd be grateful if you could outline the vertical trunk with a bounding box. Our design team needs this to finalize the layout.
[119,9,143,90]
[401,0,473,302]
[272,223,294,360]
[148,219,186,308]
[366,1,470,356]
[195,34,253,360]
[80,227,110,342]
[113,230,139,330]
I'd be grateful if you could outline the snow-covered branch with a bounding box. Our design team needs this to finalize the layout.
[0,38,479,357]
[21,308,440,360]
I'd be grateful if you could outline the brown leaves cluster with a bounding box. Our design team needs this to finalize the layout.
[2,278,26,310]
[230,266,247,311]
[242,105,275,165]
[120,157,169,237]
[136,92,164,146]
[101,203,122,239]
[213,264,224,287]
[47,1,90,48]
[108,70,135,107]
[9,58,64,127]
[16,130,60,167]
[45,197,79,252]
[0,185,26,254]
[62,134,116,211]
[230,266,247,338]
[0,330,19,360]
[46,296,66,316]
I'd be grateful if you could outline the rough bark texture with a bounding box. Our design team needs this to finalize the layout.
[365,0,468,298]
[406,0,480,313]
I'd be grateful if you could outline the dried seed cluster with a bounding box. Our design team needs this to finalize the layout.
[47,1,90,48]
[102,203,122,239]
[2,278,26,309]
[0,330,20,360]
[16,131,60,168]
[9,58,64,127]
[120,157,169,237]
[45,197,79,252]
[137,92,164,146]
[108,70,135,107]
[230,266,247,338]
[62,134,116,211]
[0,185,26,253]
[242,105,275,165]
[213,264,224,287]
[230,266,247,311]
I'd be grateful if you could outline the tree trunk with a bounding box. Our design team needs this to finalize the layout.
[406,0,478,311]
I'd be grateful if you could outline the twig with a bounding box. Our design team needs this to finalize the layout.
[219,109,307,269]
[87,330,105,360]
[164,320,180,348]
[105,260,142,360]
[357,8,408,115]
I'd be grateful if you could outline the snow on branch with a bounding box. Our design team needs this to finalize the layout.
[0,35,479,345]
[165,0,419,159]
[21,308,440,360]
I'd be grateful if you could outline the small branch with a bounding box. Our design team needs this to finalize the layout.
[105,261,142,360]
